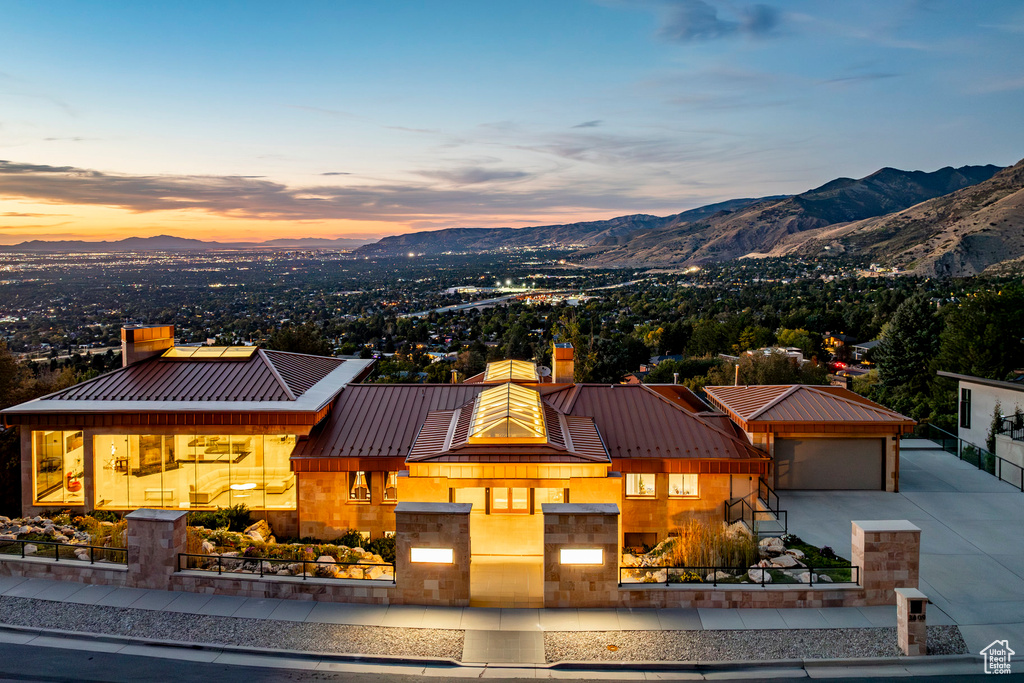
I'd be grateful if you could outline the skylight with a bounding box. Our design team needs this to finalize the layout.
[469,382,547,443]
[483,359,539,383]
[161,346,257,360]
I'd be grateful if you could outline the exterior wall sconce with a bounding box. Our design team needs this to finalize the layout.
[410,547,454,563]
[559,548,604,565]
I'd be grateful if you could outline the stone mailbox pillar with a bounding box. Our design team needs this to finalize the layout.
[543,503,620,608]
[895,587,928,656]
[851,520,921,604]
[394,502,471,606]
[125,508,188,590]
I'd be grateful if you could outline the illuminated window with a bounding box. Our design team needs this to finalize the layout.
[469,383,546,443]
[161,346,256,360]
[483,359,539,383]
[32,431,84,506]
[625,473,656,497]
[534,487,567,512]
[668,473,699,497]
[384,471,399,502]
[349,471,370,501]
[491,487,530,513]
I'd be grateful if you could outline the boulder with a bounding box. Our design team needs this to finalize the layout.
[17,526,29,535]
[770,554,802,569]
[365,565,388,580]
[706,570,732,582]
[785,548,806,559]
[621,553,639,567]
[747,568,772,583]
[243,519,272,540]
[346,566,365,580]
[0,534,16,541]
[797,571,813,584]
[0,516,9,525]
[23,544,37,555]
[201,540,215,554]
[651,569,668,583]
[818,574,833,582]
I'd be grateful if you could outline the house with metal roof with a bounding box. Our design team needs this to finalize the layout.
[704,384,915,492]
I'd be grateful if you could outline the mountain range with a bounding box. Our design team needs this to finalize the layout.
[357,160,1023,275]
[0,235,375,252]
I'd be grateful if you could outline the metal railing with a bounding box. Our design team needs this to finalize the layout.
[999,415,1024,442]
[619,564,858,588]
[758,478,781,516]
[725,497,788,537]
[176,553,395,582]
[906,422,1024,492]
[0,538,127,565]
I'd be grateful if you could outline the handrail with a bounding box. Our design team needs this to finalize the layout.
[758,478,780,515]
[176,553,395,583]
[725,497,787,536]
[906,422,1024,492]
[0,538,127,565]
[618,564,859,588]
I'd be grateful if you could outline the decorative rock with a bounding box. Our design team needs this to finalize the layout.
[201,540,215,554]
[346,566,364,580]
[621,553,639,567]
[0,534,16,541]
[786,548,806,559]
[770,554,802,568]
[243,519,272,540]
[365,565,387,580]
[706,570,732,582]
[23,544,37,555]
[17,526,30,535]
[748,568,772,583]
[0,516,9,524]
[797,571,813,583]
[819,574,833,582]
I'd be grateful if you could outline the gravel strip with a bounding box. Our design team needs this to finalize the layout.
[546,626,967,662]
[0,596,462,659]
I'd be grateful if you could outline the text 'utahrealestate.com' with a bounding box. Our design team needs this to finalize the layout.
[0,3,1022,681]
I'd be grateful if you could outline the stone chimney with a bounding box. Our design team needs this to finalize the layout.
[121,325,175,367]
[552,342,574,383]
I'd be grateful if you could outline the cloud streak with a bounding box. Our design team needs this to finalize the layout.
[658,0,782,42]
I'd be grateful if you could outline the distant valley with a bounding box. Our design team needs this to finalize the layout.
[0,235,375,253]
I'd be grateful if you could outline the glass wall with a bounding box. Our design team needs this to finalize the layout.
[92,433,296,510]
[32,431,85,506]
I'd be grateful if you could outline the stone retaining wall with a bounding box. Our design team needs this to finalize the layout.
[171,571,393,603]
[0,556,127,586]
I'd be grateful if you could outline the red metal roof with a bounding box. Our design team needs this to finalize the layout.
[300,382,764,464]
[704,384,914,428]
[41,349,346,403]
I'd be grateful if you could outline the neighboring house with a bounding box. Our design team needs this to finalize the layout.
[937,370,1024,470]
[851,340,881,363]
[823,332,857,354]
[704,385,915,492]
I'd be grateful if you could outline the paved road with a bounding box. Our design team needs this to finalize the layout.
[782,441,1024,657]
[0,643,1012,682]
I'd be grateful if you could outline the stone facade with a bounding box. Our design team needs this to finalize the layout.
[171,572,393,603]
[125,508,187,590]
[298,471,397,540]
[896,587,928,656]
[851,520,920,604]
[0,556,126,586]
[393,502,471,606]
[621,473,740,543]
[543,503,620,608]
[617,584,864,609]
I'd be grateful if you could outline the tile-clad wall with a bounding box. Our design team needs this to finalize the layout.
[297,472,397,540]
[620,473,734,541]
[543,505,620,608]
[0,558,127,586]
[125,509,187,590]
[852,521,921,604]
[394,504,471,606]
[171,573,394,604]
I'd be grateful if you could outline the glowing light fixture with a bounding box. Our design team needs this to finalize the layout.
[559,548,604,565]
[162,346,256,360]
[469,382,546,443]
[410,547,454,563]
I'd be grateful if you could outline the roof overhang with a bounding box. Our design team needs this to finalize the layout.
[937,371,1024,394]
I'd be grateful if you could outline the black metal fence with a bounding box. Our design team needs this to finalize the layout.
[999,415,1024,443]
[906,422,1024,492]
[177,553,395,582]
[0,538,127,565]
[618,563,858,588]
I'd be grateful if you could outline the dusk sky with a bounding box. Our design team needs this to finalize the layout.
[2,1,1023,244]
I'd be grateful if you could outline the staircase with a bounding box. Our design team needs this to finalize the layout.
[724,478,788,538]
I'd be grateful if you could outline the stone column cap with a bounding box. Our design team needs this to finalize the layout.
[895,587,928,600]
[394,502,471,514]
[542,503,619,515]
[125,508,188,522]
[852,520,920,532]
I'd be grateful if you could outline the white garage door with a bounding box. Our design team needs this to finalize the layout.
[774,437,883,490]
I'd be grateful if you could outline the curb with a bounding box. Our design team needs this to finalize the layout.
[0,623,983,674]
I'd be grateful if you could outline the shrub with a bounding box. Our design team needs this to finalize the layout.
[188,504,253,532]
[367,535,396,564]
[332,529,367,549]
[88,509,122,523]
[666,517,758,570]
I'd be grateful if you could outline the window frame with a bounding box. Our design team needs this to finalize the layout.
[490,486,531,513]
[667,473,699,498]
[959,388,972,429]
[625,473,657,498]
[383,471,399,503]
[349,470,371,503]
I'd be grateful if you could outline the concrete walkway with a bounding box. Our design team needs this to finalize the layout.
[783,439,1024,657]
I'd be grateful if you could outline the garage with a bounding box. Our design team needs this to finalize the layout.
[774,437,884,490]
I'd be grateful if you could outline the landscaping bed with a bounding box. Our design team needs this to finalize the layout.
[0,512,126,563]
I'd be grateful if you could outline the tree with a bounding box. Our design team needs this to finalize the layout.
[776,328,816,357]
[551,310,597,382]
[265,324,333,356]
[874,294,943,416]
[703,351,829,387]
[643,359,719,384]
[937,288,1024,381]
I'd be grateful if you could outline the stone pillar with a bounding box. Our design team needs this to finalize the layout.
[125,508,187,590]
[851,520,921,605]
[543,503,619,608]
[394,502,470,606]
[895,587,928,656]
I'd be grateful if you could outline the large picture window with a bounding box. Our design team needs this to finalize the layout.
[93,433,296,511]
[668,473,699,497]
[32,431,85,506]
[625,473,656,497]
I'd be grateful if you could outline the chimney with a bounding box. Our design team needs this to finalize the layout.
[734,363,740,386]
[451,369,459,384]
[121,324,175,367]
[673,372,679,385]
[552,342,574,383]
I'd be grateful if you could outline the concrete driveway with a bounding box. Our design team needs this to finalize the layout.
[782,439,1024,656]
